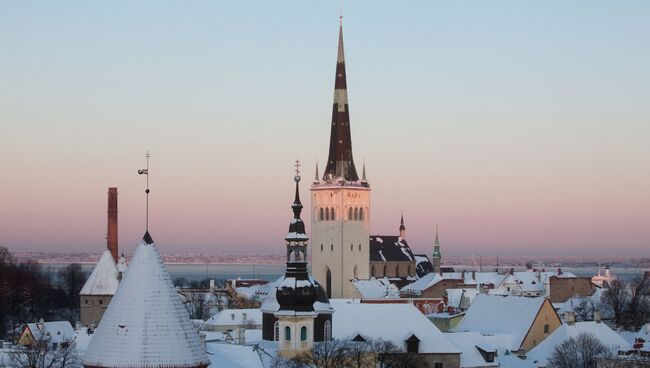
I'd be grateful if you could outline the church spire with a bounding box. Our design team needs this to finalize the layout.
[323,18,359,182]
[399,211,406,239]
[432,224,441,273]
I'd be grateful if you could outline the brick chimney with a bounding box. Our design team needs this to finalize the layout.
[107,187,118,262]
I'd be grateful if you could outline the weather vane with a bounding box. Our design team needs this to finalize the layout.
[138,151,151,231]
[294,160,301,182]
[339,9,343,25]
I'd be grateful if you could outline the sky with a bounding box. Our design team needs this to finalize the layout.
[1,1,649,257]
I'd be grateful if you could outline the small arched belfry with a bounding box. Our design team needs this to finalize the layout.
[261,170,333,358]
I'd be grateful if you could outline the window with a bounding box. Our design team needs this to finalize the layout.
[359,207,364,221]
[350,244,353,252]
[544,324,549,334]
[274,321,279,341]
[324,320,331,341]
[354,207,358,220]
[331,207,335,220]
[319,208,324,221]
[348,207,353,220]
[331,244,334,251]
[353,265,358,278]
[320,244,323,251]
[325,207,330,221]
[326,268,332,298]
[99,300,103,305]
[85,299,88,305]
[359,243,361,251]
[285,326,291,342]
[300,326,308,341]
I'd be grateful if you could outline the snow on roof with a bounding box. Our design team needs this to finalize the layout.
[352,278,400,299]
[452,295,550,351]
[82,234,209,367]
[527,322,628,366]
[80,249,119,296]
[369,236,416,262]
[260,276,333,314]
[25,321,74,344]
[444,332,500,368]
[205,309,262,327]
[332,302,460,354]
[206,342,273,368]
[400,272,446,294]
[446,288,480,309]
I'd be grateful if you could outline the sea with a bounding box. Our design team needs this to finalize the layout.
[40,263,646,285]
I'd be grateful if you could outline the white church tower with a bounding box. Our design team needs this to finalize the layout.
[311,19,370,299]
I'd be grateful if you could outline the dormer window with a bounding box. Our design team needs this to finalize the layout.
[406,334,420,353]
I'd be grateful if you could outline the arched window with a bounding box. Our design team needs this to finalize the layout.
[331,244,334,251]
[324,320,332,341]
[326,268,332,298]
[319,208,324,221]
[274,321,279,341]
[359,243,361,251]
[300,326,308,341]
[348,207,353,220]
[320,244,323,252]
[350,244,353,252]
[285,326,291,342]
[325,207,330,221]
[330,207,335,221]
[354,207,358,220]
[359,207,364,221]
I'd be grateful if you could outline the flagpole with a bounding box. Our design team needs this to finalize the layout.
[145,152,150,232]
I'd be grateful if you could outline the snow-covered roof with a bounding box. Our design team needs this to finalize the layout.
[82,233,209,368]
[332,302,460,354]
[369,236,415,262]
[25,321,74,344]
[400,273,447,294]
[80,249,119,296]
[527,322,628,366]
[206,340,276,368]
[352,278,400,299]
[444,332,500,368]
[205,309,262,327]
[446,288,479,309]
[452,295,552,351]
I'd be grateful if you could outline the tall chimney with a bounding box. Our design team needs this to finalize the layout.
[107,187,118,262]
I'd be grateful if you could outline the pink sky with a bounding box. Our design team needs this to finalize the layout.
[1,2,649,257]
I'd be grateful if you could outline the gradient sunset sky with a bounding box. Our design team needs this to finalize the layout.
[1,1,649,257]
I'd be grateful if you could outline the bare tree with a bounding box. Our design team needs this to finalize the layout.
[574,298,593,321]
[602,279,629,326]
[181,291,210,320]
[7,339,80,368]
[627,276,650,330]
[548,332,609,368]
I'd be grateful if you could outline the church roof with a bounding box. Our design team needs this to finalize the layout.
[369,235,415,263]
[82,233,209,368]
[80,249,119,296]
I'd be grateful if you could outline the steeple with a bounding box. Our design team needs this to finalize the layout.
[399,212,406,240]
[323,18,359,182]
[314,162,320,183]
[432,224,441,273]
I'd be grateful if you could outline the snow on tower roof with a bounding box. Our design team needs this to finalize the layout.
[80,249,119,296]
[82,233,209,368]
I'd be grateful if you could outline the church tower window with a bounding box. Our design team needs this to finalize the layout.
[319,208,324,221]
[324,320,331,341]
[325,207,330,221]
[348,207,353,220]
[359,207,364,221]
[354,208,358,220]
[285,326,291,342]
[300,326,308,341]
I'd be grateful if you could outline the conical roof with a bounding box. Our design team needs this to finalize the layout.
[80,249,119,296]
[82,233,209,368]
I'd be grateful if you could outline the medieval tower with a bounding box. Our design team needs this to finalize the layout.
[311,20,370,299]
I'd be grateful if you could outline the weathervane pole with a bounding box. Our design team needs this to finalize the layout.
[138,151,151,231]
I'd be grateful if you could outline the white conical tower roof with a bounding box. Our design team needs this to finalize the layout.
[80,249,119,296]
[82,232,209,368]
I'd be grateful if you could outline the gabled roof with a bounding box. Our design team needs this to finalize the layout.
[25,321,74,344]
[80,249,119,296]
[370,236,415,262]
[414,254,433,277]
[82,234,209,368]
[332,302,460,354]
[527,322,628,366]
[452,295,556,351]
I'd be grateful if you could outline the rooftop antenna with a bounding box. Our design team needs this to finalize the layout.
[138,151,151,231]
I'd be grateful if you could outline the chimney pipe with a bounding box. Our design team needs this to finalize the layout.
[107,187,118,262]
[557,268,562,275]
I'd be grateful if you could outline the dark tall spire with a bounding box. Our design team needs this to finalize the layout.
[323,19,359,182]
